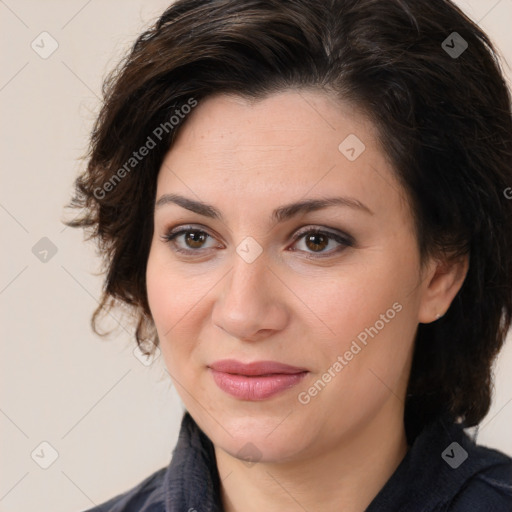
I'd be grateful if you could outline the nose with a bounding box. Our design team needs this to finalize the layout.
[211,250,289,342]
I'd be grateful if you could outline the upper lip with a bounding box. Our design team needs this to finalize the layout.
[208,359,308,376]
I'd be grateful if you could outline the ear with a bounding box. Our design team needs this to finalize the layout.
[418,253,469,324]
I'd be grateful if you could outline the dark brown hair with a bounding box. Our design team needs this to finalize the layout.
[64,0,512,438]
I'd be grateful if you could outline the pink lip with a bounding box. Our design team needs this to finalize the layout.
[208,359,308,400]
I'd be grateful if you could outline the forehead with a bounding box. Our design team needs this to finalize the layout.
[169,90,377,156]
[156,90,409,222]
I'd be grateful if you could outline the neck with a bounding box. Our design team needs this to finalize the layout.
[214,405,409,512]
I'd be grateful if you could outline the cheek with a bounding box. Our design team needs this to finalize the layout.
[146,259,169,327]
[307,259,410,340]
[146,249,185,348]
[307,254,418,387]
[146,248,208,371]
[146,264,186,382]
[146,243,191,323]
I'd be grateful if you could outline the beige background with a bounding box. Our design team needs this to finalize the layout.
[1,1,511,511]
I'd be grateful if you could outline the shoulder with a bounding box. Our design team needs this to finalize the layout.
[446,445,512,511]
[80,466,167,512]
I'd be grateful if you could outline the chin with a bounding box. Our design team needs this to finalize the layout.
[219,433,308,465]
[204,411,315,464]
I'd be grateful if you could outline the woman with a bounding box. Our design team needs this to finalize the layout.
[66,0,512,510]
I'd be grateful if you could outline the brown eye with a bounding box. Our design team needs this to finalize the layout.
[182,230,208,249]
[290,228,353,258]
[161,225,353,258]
[304,232,330,252]
[161,227,218,254]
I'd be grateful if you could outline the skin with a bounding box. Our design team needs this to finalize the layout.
[146,90,468,512]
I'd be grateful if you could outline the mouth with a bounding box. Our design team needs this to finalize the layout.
[208,359,309,400]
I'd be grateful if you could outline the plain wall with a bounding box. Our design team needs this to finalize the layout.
[1,1,511,511]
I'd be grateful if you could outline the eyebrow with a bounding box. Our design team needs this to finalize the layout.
[154,193,374,224]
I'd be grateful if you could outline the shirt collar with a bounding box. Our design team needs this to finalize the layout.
[366,414,483,511]
[162,411,502,511]
[164,411,223,512]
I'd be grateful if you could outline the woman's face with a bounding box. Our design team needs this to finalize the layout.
[146,90,432,463]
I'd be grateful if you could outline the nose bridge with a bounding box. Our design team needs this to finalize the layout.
[212,245,286,339]
[224,247,272,311]
[225,229,271,296]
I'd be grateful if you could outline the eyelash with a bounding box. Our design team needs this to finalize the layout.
[160,225,354,259]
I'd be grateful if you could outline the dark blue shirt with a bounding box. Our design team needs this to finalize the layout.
[81,411,512,511]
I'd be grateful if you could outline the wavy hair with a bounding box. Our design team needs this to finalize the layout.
[64,0,512,438]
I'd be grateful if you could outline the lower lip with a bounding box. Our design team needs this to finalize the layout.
[210,369,308,400]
